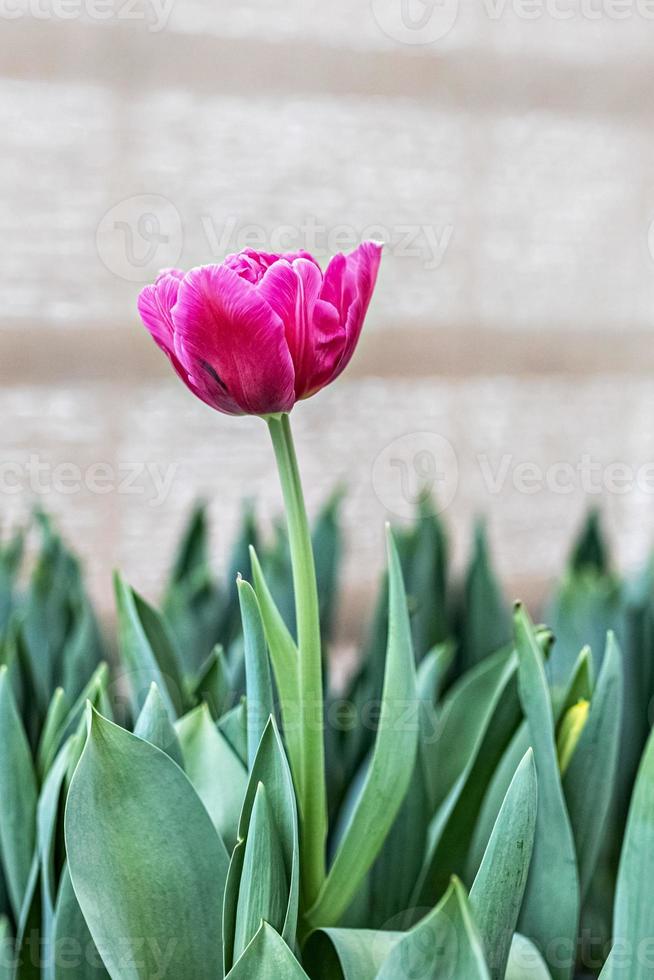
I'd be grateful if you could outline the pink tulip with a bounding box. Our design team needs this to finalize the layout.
[137,242,382,416]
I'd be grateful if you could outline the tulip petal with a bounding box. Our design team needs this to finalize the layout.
[324,241,382,383]
[259,259,345,400]
[137,272,241,414]
[172,265,296,416]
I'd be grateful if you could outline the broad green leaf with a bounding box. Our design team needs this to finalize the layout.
[414,653,521,907]
[249,547,301,792]
[12,852,40,980]
[514,605,579,980]
[53,866,109,978]
[227,923,309,979]
[233,783,288,960]
[610,723,654,979]
[399,495,449,659]
[377,878,490,980]
[365,707,432,928]
[311,489,343,643]
[460,520,511,671]
[546,567,624,691]
[506,934,552,979]
[36,688,69,781]
[563,633,622,901]
[60,598,104,704]
[223,717,299,973]
[237,579,274,770]
[167,501,209,586]
[65,709,229,980]
[133,682,184,767]
[113,573,185,718]
[218,700,249,766]
[40,663,109,775]
[306,530,419,929]
[193,645,234,720]
[0,915,13,980]
[37,736,79,963]
[304,929,400,980]
[431,646,513,810]
[469,749,537,980]
[176,703,247,851]
[0,665,37,922]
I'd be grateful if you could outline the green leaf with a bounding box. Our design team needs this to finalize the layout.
[249,547,301,794]
[469,749,538,980]
[563,633,622,901]
[237,579,274,770]
[304,929,400,980]
[610,722,654,978]
[311,488,343,643]
[506,934,552,979]
[133,682,184,767]
[39,663,109,776]
[227,923,309,979]
[0,665,37,922]
[113,573,185,718]
[53,865,110,978]
[0,915,13,980]
[415,653,522,907]
[514,605,579,980]
[193,645,234,720]
[223,717,299,974]
[460,520,511,671]
[377,878,490,980]
[233,783,288,961]
[36,687,69,781]
[65,708,230,980]
[431,646,514,810]
[306,529,419,929]
[37,736,79,957]
[176,703,247,852]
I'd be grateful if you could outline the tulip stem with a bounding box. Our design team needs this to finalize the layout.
[266,412,327,906]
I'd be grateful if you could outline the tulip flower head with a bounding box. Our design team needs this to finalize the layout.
[137,241,382,416]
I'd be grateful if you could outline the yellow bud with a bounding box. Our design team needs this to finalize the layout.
[557,700,590,775]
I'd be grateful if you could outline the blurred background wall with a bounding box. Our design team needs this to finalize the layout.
[1,0,654,633]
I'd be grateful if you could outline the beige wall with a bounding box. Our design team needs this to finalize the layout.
[2,1,654,628]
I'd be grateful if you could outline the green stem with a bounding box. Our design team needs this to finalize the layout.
[267,413,327,905]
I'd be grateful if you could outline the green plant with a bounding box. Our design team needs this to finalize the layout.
[0,502,653,979]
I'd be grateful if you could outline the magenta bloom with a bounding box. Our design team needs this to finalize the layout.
[137,242,382,416]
